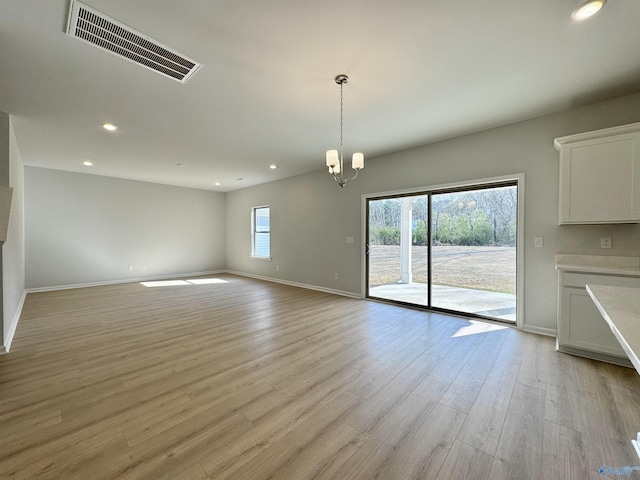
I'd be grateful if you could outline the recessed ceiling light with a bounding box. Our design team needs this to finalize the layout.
[236,178,243,181]
[102,123,118,131]
[83,161,93,166]
[176,163,184,167]
[269,164,277,170]
[571,0,606,20]
[214,182,221,186]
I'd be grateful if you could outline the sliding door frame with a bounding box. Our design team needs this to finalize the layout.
[361,174,525,329]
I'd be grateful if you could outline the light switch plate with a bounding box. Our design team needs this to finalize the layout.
[534,237,543,248]
[601,237,612,249]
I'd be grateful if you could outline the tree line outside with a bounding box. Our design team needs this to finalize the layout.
[369,186,517,247]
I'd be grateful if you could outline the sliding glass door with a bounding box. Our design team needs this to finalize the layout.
[366,182,517,323]
[367,195,429,306]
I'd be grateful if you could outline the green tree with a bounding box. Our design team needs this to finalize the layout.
[413,220,427,245]
[371,226,400,245]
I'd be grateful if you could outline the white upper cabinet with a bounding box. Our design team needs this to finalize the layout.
[555,123,640,224]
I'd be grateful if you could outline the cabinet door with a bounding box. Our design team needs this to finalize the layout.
[559,286,627,358]
[559,132,640,223]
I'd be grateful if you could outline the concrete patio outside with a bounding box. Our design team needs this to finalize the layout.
[369,282,516,322]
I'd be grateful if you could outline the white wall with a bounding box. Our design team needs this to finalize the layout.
[226,171,365,296]
[0,113,26,352]
[25,167,226,289]
[226,92,640,334]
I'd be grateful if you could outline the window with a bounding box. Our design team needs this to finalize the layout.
[252,206,270,258]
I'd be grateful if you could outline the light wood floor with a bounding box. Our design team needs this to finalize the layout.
[1,274,640,479]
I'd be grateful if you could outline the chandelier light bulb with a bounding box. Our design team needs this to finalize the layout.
[326,149,339,167]
[352,152,364,170]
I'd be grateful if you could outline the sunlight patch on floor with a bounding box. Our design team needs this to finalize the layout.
[451,320,509,337]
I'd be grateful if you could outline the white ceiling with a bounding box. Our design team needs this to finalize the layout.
[1,0,640,192]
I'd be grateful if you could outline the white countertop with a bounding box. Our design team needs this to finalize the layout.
[586,284,640,375]
[556,254,640,276]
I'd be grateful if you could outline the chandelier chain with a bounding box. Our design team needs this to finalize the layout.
[339,80,344,166]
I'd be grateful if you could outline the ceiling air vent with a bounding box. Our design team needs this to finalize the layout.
[66,0,201,83]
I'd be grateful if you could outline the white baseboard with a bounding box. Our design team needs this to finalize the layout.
[225,270,362,299]
[26,270,226,293]
[557,344,632,368]
[2,289,27,354]
[522,324,557,337]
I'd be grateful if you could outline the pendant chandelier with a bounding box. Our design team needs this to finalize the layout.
[325,74,364,188]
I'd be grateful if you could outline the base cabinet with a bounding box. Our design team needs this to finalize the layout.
[557,271,640,364]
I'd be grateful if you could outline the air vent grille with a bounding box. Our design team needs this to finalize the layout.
[67,1,201,83]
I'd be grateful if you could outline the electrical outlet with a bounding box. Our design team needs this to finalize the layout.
[334,273,339,280]
[128,265,134,272]
[346,236,354,244]
[601,237,612,249]
[276,265,280,272]
[534,237,544,248]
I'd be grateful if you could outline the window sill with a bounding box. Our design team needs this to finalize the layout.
[250,256,272,261]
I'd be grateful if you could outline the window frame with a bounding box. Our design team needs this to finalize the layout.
[251,205,271,259]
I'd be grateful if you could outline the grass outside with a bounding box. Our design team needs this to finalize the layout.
[369,245,516,294]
